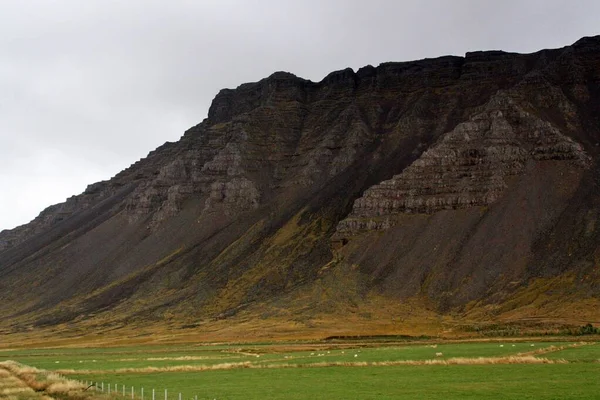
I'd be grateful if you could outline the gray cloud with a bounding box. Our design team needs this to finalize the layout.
[1,0,599,230]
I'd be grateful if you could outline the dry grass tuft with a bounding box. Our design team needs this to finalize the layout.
[59,361,255,375]
[0,386,35,395]
[146,356,214,361]
[419,356,565,365]
[45,380,86,394]
[0,360,94,399]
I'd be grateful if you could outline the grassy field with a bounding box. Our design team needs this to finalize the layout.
[1,340,598,399]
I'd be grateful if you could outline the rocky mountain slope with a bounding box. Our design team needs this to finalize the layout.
[2,36,600,338]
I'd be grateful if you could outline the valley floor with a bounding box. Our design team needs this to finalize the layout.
[0,339,598,399]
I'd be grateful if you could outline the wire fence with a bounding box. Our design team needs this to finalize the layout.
[83,380,205,400]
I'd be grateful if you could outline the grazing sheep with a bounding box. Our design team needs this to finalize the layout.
[435,352,443,357]
[500,345,504,347]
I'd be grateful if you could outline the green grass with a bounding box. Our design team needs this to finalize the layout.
[545,342,600,362]
[75,364,600,400]
[0,345,244,371]
[0,342,563,371]
[2,341,598,399]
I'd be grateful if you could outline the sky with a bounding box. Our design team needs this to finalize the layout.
[1,0,599,231]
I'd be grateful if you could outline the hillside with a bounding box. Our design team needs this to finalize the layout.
[1,36,600,340]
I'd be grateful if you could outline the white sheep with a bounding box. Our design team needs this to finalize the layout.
[435,352,443,357]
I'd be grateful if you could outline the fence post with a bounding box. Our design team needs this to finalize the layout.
[179,393,181,400]
[132,386,135,399]
[152,388,155,400]
[142,387,144,400]
[102,382,104,392]
[165,388,168,400]
[108,383,111,394]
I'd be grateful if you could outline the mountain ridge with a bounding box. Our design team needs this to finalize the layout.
[2,36,600,339]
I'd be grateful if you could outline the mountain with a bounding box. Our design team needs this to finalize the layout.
[2,37,600,340]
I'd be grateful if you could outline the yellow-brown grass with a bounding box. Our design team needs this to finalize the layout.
[58,361,255,375]
[514,341,592,357]
[45,380,88,394]
[146,355,221,361]
[0,362,46,400]
[0,360,96,399]
[271,355,565,367]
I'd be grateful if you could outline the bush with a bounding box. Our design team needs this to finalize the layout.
[578,323,599,335]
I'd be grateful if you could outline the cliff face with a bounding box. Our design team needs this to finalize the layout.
[1,37,600,335]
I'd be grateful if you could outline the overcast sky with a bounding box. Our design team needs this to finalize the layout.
[1,0,598,231]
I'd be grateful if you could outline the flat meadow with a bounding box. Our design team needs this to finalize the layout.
[1,340,598,399]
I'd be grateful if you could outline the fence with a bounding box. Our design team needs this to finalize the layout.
[83,380,203,400]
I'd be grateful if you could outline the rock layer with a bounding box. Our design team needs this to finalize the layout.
[335,93,590,236]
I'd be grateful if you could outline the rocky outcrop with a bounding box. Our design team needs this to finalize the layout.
[335,93,590,236]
